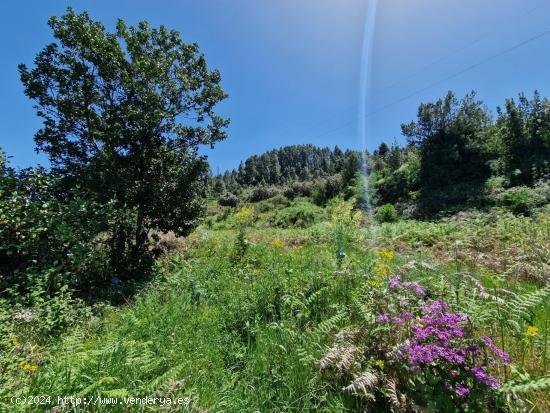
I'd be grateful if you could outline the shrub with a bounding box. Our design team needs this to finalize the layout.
[254,195,290,213]
[248,186,281,202]
[496,185,547,215]
[283,181,313,199]
[270,201,323,228]
[375,203,398,223]
[0,167,111,301]
[219,192,239,207]
[313,175,344,205]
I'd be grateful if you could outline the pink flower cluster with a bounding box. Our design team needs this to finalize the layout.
[389,278,426,297]
[377,280,510,398]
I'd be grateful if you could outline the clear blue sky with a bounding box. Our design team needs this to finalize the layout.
[1,0,549,172]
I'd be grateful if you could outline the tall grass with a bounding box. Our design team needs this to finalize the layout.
[2,207,549,412]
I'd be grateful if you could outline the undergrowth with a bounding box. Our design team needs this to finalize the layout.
[1,205,548,412]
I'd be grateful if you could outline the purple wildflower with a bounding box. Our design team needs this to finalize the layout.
[455,383,470,397]
[481,336,510,364]
[411,282,427,297]
[389,278,400,289]
[471,366,501,389]
[376,313,390,323]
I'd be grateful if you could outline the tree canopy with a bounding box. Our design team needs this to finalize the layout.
[19,8,229,275]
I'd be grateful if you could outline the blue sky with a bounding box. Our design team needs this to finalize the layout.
[1,0,549,172]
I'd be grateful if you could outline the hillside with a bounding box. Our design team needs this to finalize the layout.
[3,200,549,412]
[1,9,549,411]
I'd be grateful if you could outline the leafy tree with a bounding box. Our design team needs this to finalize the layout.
[402,91,491,214]
[495,92,550,186]
[19,9,228,271]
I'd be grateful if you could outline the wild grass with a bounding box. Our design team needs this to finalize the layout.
[2,205,548,412]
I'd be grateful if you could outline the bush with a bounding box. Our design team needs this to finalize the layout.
[254,195,290,213]
[313,175,344,205]
[0,167,111,302]
[248,186,281,203]
[375,203,398,223]
[270,201,324,228]
[219,192,239,207]
[496,185,547,215]
[283,181,313,199]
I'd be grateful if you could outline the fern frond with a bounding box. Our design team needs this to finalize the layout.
[385,378,404,412]
[102,388,130,398]
[311,310,347,340]
[343,371,378,395]
[146,363,187,392]
[319,343,358,372]
[501,376,550,394]
[79,377,118,396]
[505,286,550,322]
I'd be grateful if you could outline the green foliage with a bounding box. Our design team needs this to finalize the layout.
[374,150,420,205]
[0,166,110,300]
[375,203,398,223]
[313,174,344,206]
[2,208,549,412]
[218,192,239,207]
[213,145,360,207]
[283,181,314,199]
[494,92,550,186]
[247,185,281,202]
[370,91,549,216]
[230,225,248,262]
[502,375,550,394]
[19,8,228,272]
[270,201,324,228]
[402,91,491,214]
[495,183,549,215]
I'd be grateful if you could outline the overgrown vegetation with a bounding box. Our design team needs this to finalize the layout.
[3,202,548,412]
[0,7,549,413]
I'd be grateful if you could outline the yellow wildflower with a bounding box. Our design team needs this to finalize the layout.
[372,249,395,278]
[19,361,38,373]
[271,238,284,249]
[234,206,255,226]
[27,364,38,373]
[367,279,382,289]
[374,360,384,369]
[524,326,540,337]
[378,249,394,261]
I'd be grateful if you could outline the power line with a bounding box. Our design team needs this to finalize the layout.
[303,27,550,142]
[372,0,547,94]
[293,1,548,141]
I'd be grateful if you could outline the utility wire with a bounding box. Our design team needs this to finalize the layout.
[303,27,550,142]
[294,1,548,140]
[372,0,547,93]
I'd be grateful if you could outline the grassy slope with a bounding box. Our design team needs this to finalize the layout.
[5,208,550,412]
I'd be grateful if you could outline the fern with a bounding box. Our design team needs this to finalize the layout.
[79,377,118,396]
[102,388,130,398]
[505,286,550,323]
[297,309,347,366]
[146,363,188,392]
[311,309,347,341]
[343,371,378,395]
[501,376,550,394]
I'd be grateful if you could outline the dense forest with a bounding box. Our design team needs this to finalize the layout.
[212,91,549,217]
[1,8,549,413]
